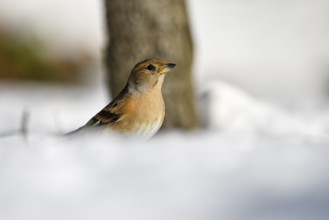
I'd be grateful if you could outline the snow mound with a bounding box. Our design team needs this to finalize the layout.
[200,80,329,137]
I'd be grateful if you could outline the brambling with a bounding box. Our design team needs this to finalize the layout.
[66,58,176,139]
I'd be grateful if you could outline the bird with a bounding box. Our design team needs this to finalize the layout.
[66,58,176,139]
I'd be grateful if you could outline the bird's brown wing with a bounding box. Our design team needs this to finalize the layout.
[85,104,121,127]
[85,87,130,128]
[65,86,130,136]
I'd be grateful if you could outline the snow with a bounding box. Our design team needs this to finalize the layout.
[200,80,329,137]
[1,82,329,220]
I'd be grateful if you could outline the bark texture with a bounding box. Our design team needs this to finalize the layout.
[104,0,198,129]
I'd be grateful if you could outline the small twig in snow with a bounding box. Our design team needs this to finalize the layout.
[21,109,30,140]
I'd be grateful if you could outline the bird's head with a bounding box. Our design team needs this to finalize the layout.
[128,58,176,93]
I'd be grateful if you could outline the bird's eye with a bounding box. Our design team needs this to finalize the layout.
[146,64,156,71]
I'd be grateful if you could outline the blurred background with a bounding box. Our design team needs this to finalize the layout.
[1,0,329,106]
[0,0,103,85]
[1,0,329,220]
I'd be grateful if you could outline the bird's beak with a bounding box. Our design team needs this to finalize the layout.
[159,63,176,75]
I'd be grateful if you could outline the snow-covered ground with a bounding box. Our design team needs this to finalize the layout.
[1,82,329,220]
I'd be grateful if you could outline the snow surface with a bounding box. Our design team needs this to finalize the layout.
[1,82,329,220]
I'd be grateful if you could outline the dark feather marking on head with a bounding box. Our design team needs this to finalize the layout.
[133,58,162,69]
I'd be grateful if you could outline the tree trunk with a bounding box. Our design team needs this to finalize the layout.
[104,0,198,129]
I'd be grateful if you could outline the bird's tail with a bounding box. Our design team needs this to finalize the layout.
[64,126,85,136]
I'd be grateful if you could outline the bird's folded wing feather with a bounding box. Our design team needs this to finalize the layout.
[65,88,130,135]
[84,92,129,127]
[85,107,121,127]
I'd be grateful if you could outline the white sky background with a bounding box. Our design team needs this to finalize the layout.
[189,0,329,105]
[1,0,329,106]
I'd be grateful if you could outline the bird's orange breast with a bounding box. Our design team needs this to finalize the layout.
[108,88,165,137]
